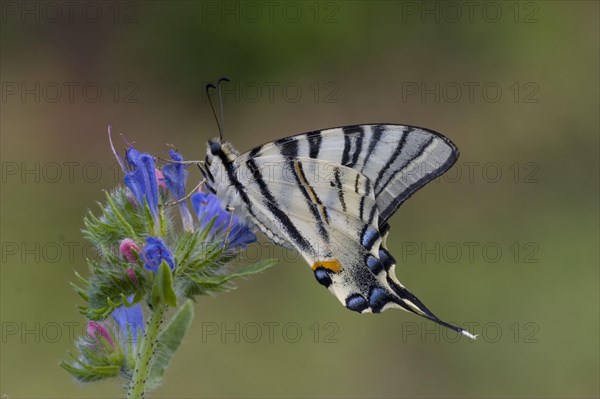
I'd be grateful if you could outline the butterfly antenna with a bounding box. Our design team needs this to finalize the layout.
[216,76,230,141]
[156,157,204,166]
[206,82,222,139]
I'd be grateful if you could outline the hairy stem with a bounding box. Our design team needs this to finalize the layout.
[126,304,166,399]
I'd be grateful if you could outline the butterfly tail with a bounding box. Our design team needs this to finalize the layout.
[387,278,477,340]
[377,223,475,340]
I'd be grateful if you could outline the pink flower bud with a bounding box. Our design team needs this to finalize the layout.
[126,267,138,286]
[86,321,115,348]
[119,239,140,264]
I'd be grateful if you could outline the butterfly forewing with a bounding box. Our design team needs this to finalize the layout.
[240,124,459,226]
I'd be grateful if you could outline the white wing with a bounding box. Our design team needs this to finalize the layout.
[241,124,459,226]
[204,124,473,338]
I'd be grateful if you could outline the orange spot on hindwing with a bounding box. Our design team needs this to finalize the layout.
[311,259,343,273]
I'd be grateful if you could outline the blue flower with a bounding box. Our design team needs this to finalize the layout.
[162,150,193,231]
[112,298,144,347]
[142,237,175,272]
[191,191,256,249]
[124,148,159,221]
[162,150,187,199]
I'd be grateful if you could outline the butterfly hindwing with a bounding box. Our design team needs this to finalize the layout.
[236,155,397,312]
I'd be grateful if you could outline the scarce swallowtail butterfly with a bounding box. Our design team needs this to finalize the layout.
[199,81,476,340]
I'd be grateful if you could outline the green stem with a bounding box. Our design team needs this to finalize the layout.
[159,207,167,238]
[126,304,166,399]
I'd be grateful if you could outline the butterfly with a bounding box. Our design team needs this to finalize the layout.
[199,122,476,340]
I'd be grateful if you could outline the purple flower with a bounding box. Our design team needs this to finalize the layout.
[124,148,159,221]
[191,191,256,249]
[142,237,175,272]
[112,298,144,347]
[162,150,193,231]
[162,150,187,199]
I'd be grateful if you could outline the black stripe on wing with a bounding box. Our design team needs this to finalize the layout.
[375,135,433,197]
[341,135,352,166]
[378,133,458,224]
[279,136,299,159]
[245,157,313,253]
[340,126,364,167]
[292,160,331,242]
[333,167,347,212]
[361,124,384,173]
[276,137,331,243]
[217,151,253,210]
[372,128,410,193]
[309,131,322,159]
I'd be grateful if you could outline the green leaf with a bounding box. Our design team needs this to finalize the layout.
[106,191,137,239]
[146,300,195,389]
[151,261,177,307]
[230,258,278,279]
[180,258,278,298]
[60,360,121,382]
[205,259,278,285]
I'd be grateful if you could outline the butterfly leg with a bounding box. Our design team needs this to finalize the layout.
[221,205,236,247]
[164,178,206,206]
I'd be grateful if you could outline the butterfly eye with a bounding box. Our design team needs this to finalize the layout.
[209,141,221,155]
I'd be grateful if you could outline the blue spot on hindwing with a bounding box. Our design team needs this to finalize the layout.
[361,226,380,250]
[346,294,368,313]
[314,267,332,287]
[369,287,391,313]
[366,255,384,274]
[378,248,395,271]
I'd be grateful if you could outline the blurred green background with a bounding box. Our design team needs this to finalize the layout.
[1,1,598,398]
